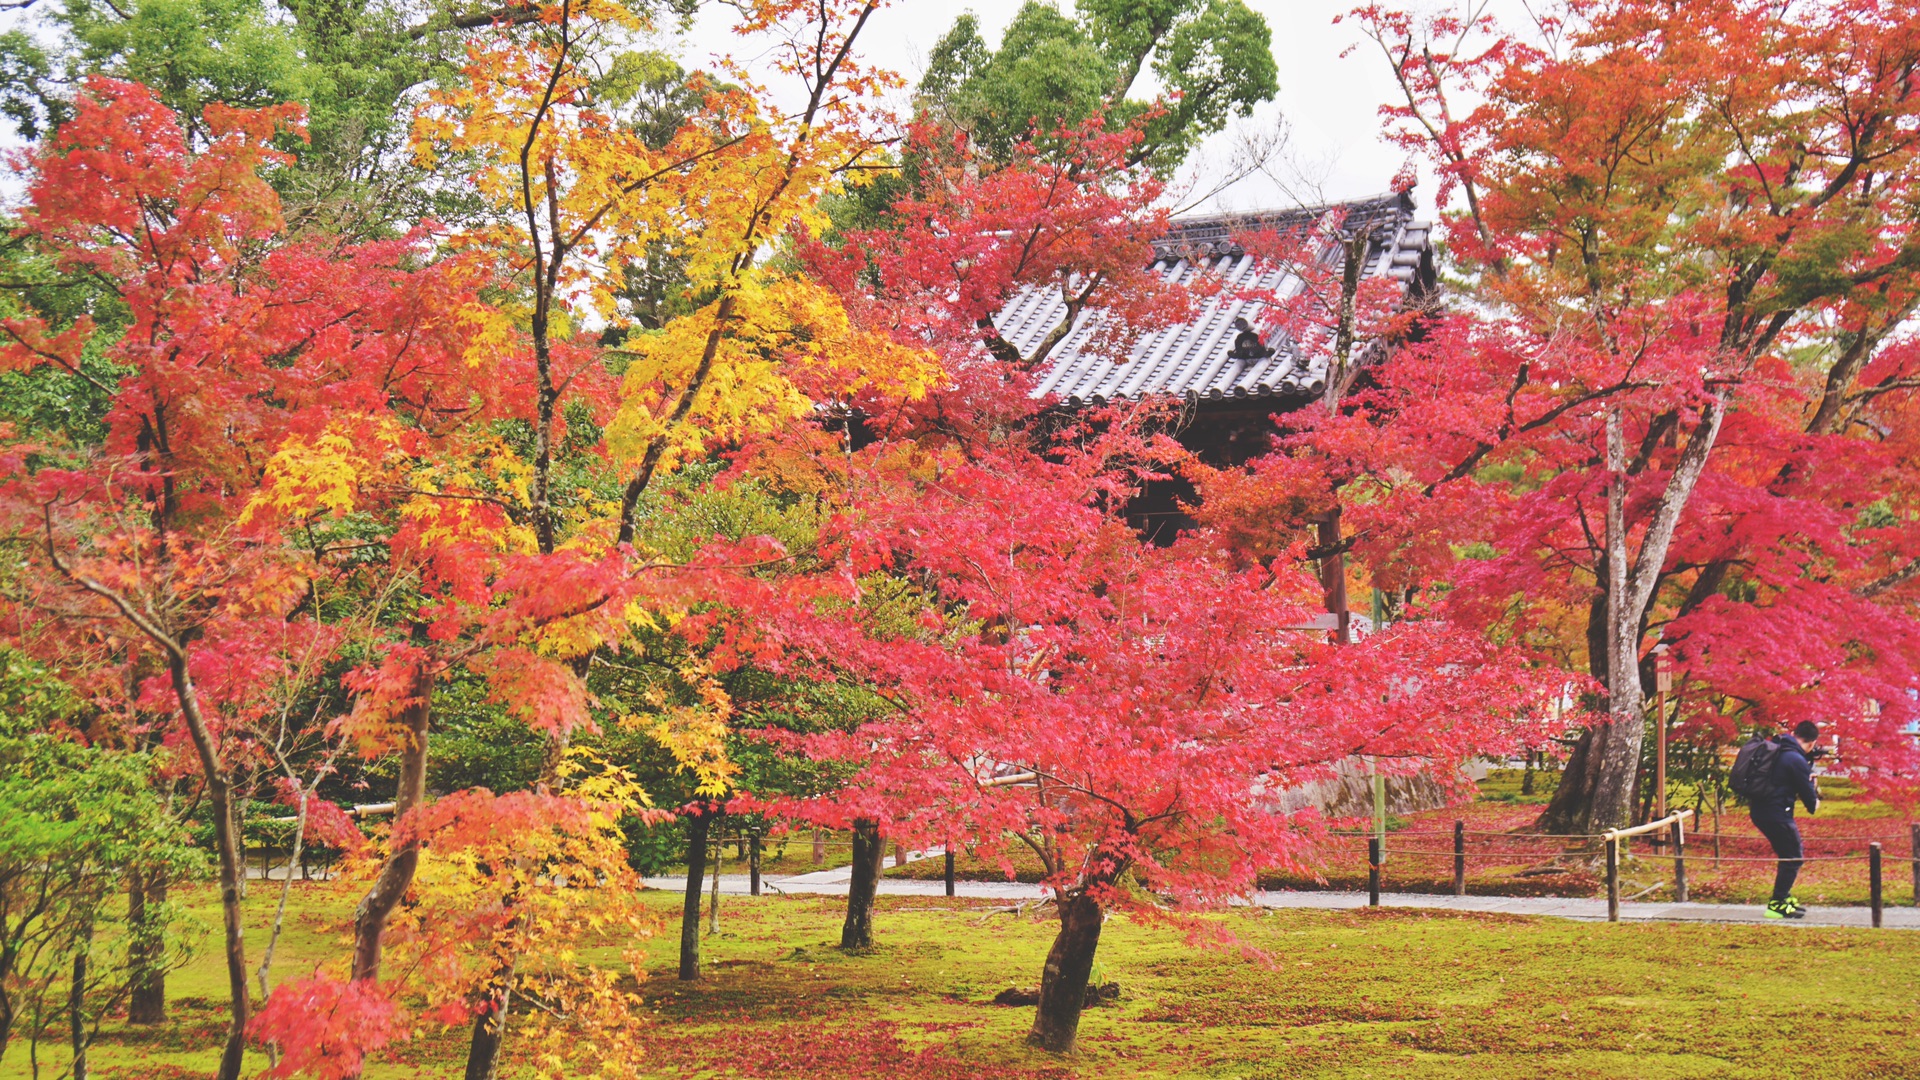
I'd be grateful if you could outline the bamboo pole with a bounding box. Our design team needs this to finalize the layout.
[1670,819,1687,903]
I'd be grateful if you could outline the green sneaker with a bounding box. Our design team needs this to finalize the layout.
[1765,898,1806,920]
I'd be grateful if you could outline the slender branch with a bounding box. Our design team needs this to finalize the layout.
[1624,389,1728,619]
[1858,557,1920,599]
[406,1,539,39]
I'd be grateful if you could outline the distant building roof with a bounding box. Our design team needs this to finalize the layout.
[1002,192,1435,407]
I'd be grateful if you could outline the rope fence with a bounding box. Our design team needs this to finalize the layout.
[1359,813,1912,927]
[1334,827,1910,843]
[249,808,1917,930]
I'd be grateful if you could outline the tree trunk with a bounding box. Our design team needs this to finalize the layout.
[205,774,248,1080]
[462,931,523,1077]
[1026,891,1105,1054]
[0,964,11,1058]
[1536,540,1617,834]
[1325,228,1372,409]
[257,780,308,1000]
[69,924,90,1080]
[351,666,433,983]
[126,867,167,1025]
[1537,393,1725,834]
[56,558,253,1079]
[234,800,247,901]
[1316,510,1352,644]
[840,820,882,951]
[1538,728,1599,833]
[462,985,509,1080]
[707,824,722,934]
[679,810,712,981]
[1587,406,1645,832]
[164,653,248,1080]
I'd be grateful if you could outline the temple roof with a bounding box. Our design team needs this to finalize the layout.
[1003,191,1435,406]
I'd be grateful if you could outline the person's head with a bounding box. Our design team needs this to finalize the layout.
[1792,720,1820,751]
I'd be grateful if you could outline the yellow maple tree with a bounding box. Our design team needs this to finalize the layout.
[412,0,934,553]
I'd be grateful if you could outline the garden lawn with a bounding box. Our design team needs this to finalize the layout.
[7,882,1920,1079]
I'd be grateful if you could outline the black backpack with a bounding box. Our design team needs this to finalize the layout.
[1729,735,1784,803]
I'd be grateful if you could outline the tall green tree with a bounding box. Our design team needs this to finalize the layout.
[0,0,308,143]
[0,650,199,1070]
[920,0,1276,169]
[0,0,700,237]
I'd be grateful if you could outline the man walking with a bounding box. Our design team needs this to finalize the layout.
[1744,721,1822,920]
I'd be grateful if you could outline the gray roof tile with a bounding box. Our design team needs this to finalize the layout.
[1009,193,1433,405]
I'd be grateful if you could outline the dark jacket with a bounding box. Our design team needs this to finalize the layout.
[1758,735,1819,817]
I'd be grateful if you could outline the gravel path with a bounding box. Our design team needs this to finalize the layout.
[642,873,1920,929]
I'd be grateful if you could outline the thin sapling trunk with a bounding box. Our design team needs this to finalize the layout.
[257,778,309,1003]
[708,825,721,935]
[162,653,250,1080]
[69,919,91,1080]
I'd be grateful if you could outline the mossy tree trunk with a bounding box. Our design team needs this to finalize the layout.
[840,820,882,950]
[1026,891,1105,1053]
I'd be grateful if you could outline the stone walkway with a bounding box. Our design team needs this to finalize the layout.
[642,873,1920,929]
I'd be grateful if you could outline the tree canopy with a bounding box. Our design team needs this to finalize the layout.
[4,0,1916,1075]
[919,0,1276,169]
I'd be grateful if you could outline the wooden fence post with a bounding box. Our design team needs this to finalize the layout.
[812,828,825,865]
[1670,819,1687,903]
[1870,842,1884,929]
[1368,837,1382,907]
[749,834,761,897]
[944,850,956,897]
[1606,837,1620,923]
[1453,820,1466,897]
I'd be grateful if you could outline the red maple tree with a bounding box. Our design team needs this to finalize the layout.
[0,78,503,1078]
[779,418,1558,1051]
[1244,0,1920,831]
[767,108,1565,1052]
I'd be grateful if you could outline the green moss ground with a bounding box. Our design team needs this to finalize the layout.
[8,881,1920,1079]
[705,830,856,877]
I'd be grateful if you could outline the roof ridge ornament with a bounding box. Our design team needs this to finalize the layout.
[1228,317,1275,366]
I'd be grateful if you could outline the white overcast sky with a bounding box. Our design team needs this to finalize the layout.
[0,0,1516,219]
[669,0,1476,219]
